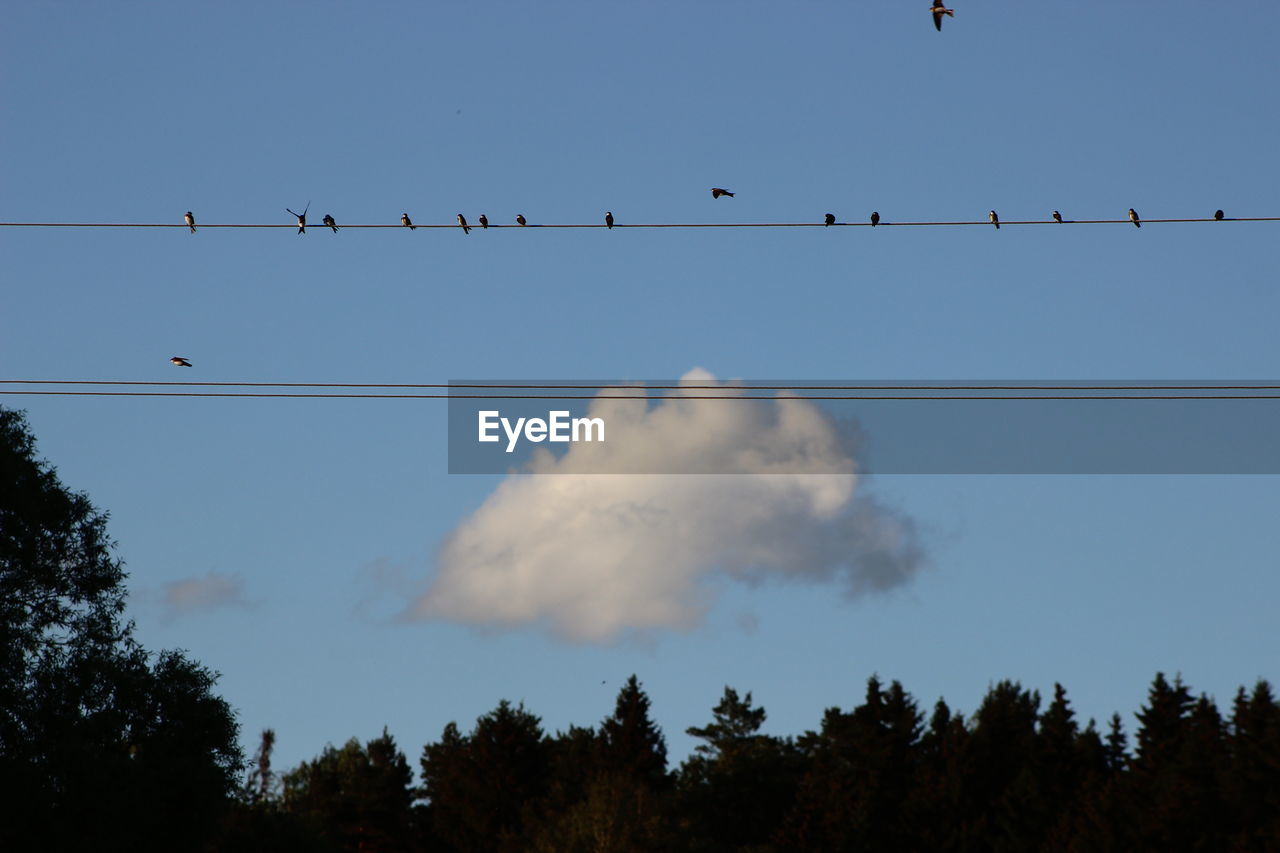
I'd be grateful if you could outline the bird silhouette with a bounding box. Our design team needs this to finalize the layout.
[989,210,1000,229]
[458,214,471,234]
[1129,208,1141,228]
[323,214,338,233]
[870,211,880,226]
[401,213,415,230]
[1214,209,1225,221]
[170,356,192,367]
[711,188,735,199]
[286,202,309,234]
[184,211,196,233]
[605,211,614,229]
[931,3,954,30]
[479,214,489,229]
[516,214,527,226]
[1052,211,1063,223]
[825,213,836,226]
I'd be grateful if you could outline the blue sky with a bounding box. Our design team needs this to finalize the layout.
[3,2,1278,773]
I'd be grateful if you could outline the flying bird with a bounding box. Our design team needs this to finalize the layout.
[401,213,415,230]
[989,210,1000,229]
[711,188,735,199]
[825,213,836,226]
[323,214,338,232]
[516,214,527,226]
[931,3,954,31]
[479,214,489,229]
[286,202,309,234]
[457,214,471,234]
[1052,211,1063,223]
[1214,209,1224,221]
[1128,208,1141,228]
[605,211,614,229]
[170,356,192,367]
[184,211,196,233]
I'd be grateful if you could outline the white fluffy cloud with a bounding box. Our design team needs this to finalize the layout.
[410,369,925,642]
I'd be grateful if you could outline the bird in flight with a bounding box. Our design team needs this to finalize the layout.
[711,188,735,199]
[458,214,471,234]
[825,213,836,226]
[870,211,880,226]
[184,211,196,233]
[605,211,614,229]
[516,214,527,226]
[989,210,1000,229]
[287,202,309,234]
[931,3,954,31]
[1128,208,1141,228]
[170,356,193,367]
[1052,211,1063,223]
[323,214,338,232]
[479,214,489,229]
[401,213,415,230]
[1214,209,1225,221]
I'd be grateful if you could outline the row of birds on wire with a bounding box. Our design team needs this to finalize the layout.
[177,195,1233,234]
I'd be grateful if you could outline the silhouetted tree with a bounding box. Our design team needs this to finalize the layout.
[0,407,241,853]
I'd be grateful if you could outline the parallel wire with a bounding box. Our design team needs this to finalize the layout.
[3,390,1279,401]
[3,381,1280,391]
[1,217,1278,230]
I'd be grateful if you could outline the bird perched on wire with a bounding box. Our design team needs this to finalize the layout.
[170,356,193,367]
[1214,209,1224,221]
[605,211,614,229]
[711,188,735,199]
[989,210,1000,229]
[870,211,880,226]
[184,211,196,233]
[931,2,954,31]
[825,213,836,226]
[458,214,471,234]
[516,214,527,226]
[323,214,338,233]
[479,214,489,229]
[1052,211,1063,223]
[287,203,309,234]
[401,213,415,230]
[1128,208,1141,228]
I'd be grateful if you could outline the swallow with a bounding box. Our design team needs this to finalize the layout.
[605,211,614,229]
[931,3,954,31]
[1214,209,1224,221]
[457,214,471,234]
[170,356,193,367]
[1128,208,1141,228]
[479,214,489,229]
[184,211,196,233]
[711,188,735,199]
[989,210,1000,229]
[870,211,880,226]
[323,214,338,233]
[516,214,527,226]
[1052,211,1063,223]
[401,213,415,230]
[286,202,309,234]
[825,213,836,226]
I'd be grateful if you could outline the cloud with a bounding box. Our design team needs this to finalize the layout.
[160,571,249,618]
[409,369,926,642]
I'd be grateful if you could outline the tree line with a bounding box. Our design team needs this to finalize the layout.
[2,405,1277,851]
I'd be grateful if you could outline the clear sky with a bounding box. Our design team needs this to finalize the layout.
[3,2,1278,774]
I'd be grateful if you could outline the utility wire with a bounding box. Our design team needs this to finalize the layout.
[3,390,1278,401]
[3,381,1280,391]
[1,217,1277,229]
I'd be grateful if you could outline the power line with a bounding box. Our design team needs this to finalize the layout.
[4,381,1280,391]
[3,390,1278,401]
[0,217,1277,230]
